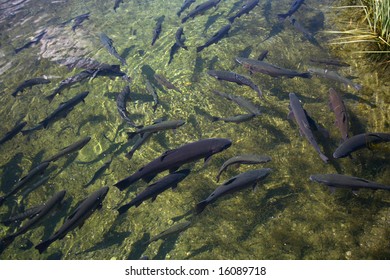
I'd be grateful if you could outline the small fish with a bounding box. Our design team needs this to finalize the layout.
[181,0,221,23]
[212,90,261,115]
[277,0,305,20]
[257,50,269,61]
[175,27,188,50]
[15,30,46,54]
[196,168,271,214]
[72,12,90,32]
[309,58,350,67]
[44,136,91,162]
[126,120,185,139]
[100,33,127,66]
[333,133,390,158]
[0,121,27,146]
[145,78,159,112]
[310,174,390,192]
[288,17,321,48]
[11,78,51,97]
[113,0,124,12]
[0,161,50,207]
[151,17,164,46]
[154,74,182,93]
[211,113,256,124]
[288,93,329,163]
[35,186,109,254]
[84,158,112,188]
[197,24,231,53]
[93,64,131,82]
[329,88,349,141]
[118,169,190,214]
[116,85,140,128]
[308,68,362,91]
[236,57,311,78]
[168,43,181,65]
[228,0,259,23]
[144,221,192,245]
[207,69,262,97]
[177,0,196,17]
[114,138,232,191]
[216,154,271,182]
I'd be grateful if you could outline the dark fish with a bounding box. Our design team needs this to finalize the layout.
[93,64,131,82]
[116,85,140,128]
[24,91,89,133]
[15,30,46,54]
[333,133,390,158]
[207,69,262,98]
[310,174,390,192]
[114,138,232,191]
[168,43,180,65]
[308,68,362,91]
[257,50,269,61]
[196,168,271,214]
[182,0,221,23]
[72,12,90,32]
[145,78,159,112]
[44,136,91,162]
[117,169,190,214]
[289,17,321,48]
[20,175,50,200]
[0,191,66,249]
[277,0,305,20]
[228,0,259,23]
[309,58,350,67]
[288,93,329,163]
[114,0,124,11]
[236,57,311,78]
[11,78,51,97]
[0,121,27,146]
[1,205,42,226]
[175,27,188,50]
[151,17,164,46]
[0,161,50,206]
[100,33,127,66]
[329,88,349,141]
[84,158,112,188]
[177,0,196,17]
[211,113,255,124]
[125,117,166,159]
[126,120,185,139]
[154,74,182,93]
[216,154,271,182]
[212,90,261,115]
[197,24,231,53]
[145,221,192,245]
[57,57,108,71]
[35,186,109,254]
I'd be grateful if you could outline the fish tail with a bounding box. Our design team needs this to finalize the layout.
[114,179,130,191]
[0,196,5,207]
[300,72,312,79]
[277,13,289,20]
[125,151,134,160]
[45,94,55,102]
[195,200,208,214]
[126,132,137,139]
[228,16,235,23]
[196,46,204,53]
[117,203,132,215]
[211,116,220,122]
[320,153,329,163]
[35,239,53,254]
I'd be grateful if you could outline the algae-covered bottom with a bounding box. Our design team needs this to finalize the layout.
[0,0,389,260]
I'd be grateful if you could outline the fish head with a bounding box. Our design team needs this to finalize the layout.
[212,138,232,153]
[309,174,326,184]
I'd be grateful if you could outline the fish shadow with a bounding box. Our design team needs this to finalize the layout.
[121,45,136,61]
[152,234,181,260]
[0,152,23,193]
[127,232,150,260]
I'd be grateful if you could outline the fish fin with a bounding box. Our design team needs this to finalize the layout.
[117,204,131,215]
[319,153,329,163]
[196,46,204,53]
[211,116,220,122]
[35,239,53,254]
[252,182,258,191]
[171,183,178,190]
[328,187,336,194]
[224,177,237,185]
[352,189,359,196]
[114,179,130,191]
[195,200,208,214]
[203,155,212,167]
[169,166,179,173]
[78,221,85,229]
[287,111,294,120]
[45,94,55,102]
[160,149,175,161]
[142,173,157,183]
[0,196,5,207]
[126,132,137,140]
[151,195,157,202]
[215,174,221,183]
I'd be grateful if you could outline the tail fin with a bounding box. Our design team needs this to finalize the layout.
[228,16,235,23]
[35,239,53,254]
[117,203,131,215]
[277,13,289,21]
[211,116,220,122]
[299,72,312,79]
[195,200,208,214]
[320,153,329,163]
[114,179,130,191]
[126,132,138,140]
[196,46,205,53]
[0,196,5,207]
[45,94,55,102]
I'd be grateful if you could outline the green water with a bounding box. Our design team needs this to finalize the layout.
[0,0,389,260]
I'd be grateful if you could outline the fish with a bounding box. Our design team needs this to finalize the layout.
[15,30,46,54]
[145,78,159,112]
[151,17,164,46]
[177,0,196,17]
[125,117,166,159]
[0,121,27,146]
[11,78,51,97]
[277,0,305,20]
[236,57,311,78]
[0,161,50,207]
[207,69,262,98]
[288,93,329,163]
[309,58,350,67]
[0,191,66,251]
[35,186,109,254]
[329,88,349,141]
[57,57,109,71]
[1,205,42,226]
[83,158,112,188]
[197,24,231,53]
[126,120,185,139]
[99,33,127,66]
[216,154,271,182]
[154,74,182,93]
[20,175,50,200]
[92,64,132,82]
[114,138,232,191]
[72,12,90,31]
[257,50,269,61]
[211,113,256,124]
[196,168,271,214]
[113,0,123,12]
[24,91,89,133]
[116,85,140,128]
[144,221,192,245]
[333,133,390,158]
[168,43,181,65]
[44,136,91,162]
[309,174,390,192]
[228,0,259,23]
[308,68,362,90]
[212,90,261,115]
[117,169,190,214]
[288,17,321,48]
[181,0,221,23]
[175,27,188,50]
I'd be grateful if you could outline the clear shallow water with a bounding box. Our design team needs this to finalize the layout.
[0,0,389,260]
